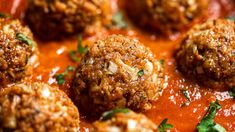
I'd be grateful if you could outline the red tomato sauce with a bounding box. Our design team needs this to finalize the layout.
[0,0,234,131]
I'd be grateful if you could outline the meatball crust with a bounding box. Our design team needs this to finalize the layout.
[176,19,235,89]
[73,35,164,115]
[25,0,112,40]
[0,83,80,131]
[92,109,157,132]
[0,18,38,87]
[126,0,209,34]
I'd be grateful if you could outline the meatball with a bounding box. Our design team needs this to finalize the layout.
[0,18,38,87]
[92,108,157,132]
[125,0,209,34]
[25,0,112,40]
[73,35,165,115]
[176,19,235,89]
[0,83,80,131]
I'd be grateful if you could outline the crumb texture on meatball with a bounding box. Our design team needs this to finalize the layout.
[73,34,164,115]
[126,0,209,34]
[25,0,112,39]
[0,83,80,131]
[0,18,38,87]
[176,19,235,89]
[92,109,157,132]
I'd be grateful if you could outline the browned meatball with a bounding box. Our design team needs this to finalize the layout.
[0,18,38,87]
[176,19,235,89]
[92,108,157,132]
[125,0,209,34]
[73,35,165,115]
[25,0,112,40]
[0,83,80,131]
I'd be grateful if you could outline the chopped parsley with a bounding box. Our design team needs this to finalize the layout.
[101,108,130,121]
[229,87,235,99]
[69,35,88,62]
[111,11,128,29]
[54,66,75,85]
[69,51,80,62]
[77,35,88,54]
[158,118,173,132]
[159,59,165,65]
[197,100,226,132]
[181,89,191,107]
[16,33,34,46]
[55,74,65,85]
[137,69,144,77]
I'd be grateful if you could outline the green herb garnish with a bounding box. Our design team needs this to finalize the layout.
[77,35,88,54]
[159,59,165,65]
[158,118,173,132]
[101,108,130,121]
[16,33,34,46]
[54,66,75,85]
[111,11,128,29]
[69,35,88,62]
[197,100,226,132]
[55,74,65,85]
[229,87,235,99]
[137,69,144,77]
[69,51,80,62]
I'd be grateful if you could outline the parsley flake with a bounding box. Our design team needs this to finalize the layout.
[137,69,144,77]
[54,66,75,85]
[55,74,65,85]
[158,118,173,132]
[69,51,80,62]
[101,108,130,121]
[69,35,88,62]
[77,35,88,54]
[16,33,34,46]
[229,87,235,99]
[66,66,75,71]
[159,59,165,65]
[197,100,226,132]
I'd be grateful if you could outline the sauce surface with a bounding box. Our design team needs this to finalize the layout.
[0,0,235,131]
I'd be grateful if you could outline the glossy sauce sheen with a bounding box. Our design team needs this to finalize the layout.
[0,0,235,131]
